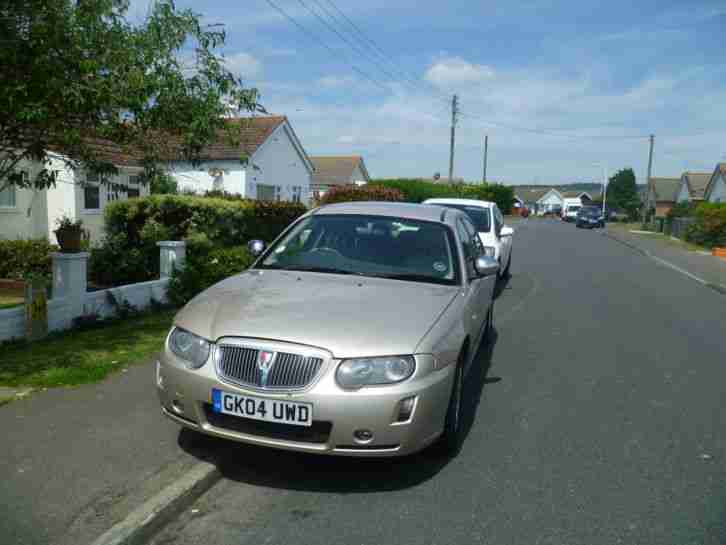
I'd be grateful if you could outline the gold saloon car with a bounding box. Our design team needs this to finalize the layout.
[157,202,499,457]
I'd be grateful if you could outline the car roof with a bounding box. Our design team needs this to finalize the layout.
[312,201,466,226]
[422,198,495,208]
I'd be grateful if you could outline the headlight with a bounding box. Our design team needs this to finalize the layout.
[168,327,211,369]
[482,246,496,257]
[336,356,416,389]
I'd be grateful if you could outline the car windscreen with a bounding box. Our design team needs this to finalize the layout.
[258,214,460,285]
[436,204,491,233]
[579,207,601,217]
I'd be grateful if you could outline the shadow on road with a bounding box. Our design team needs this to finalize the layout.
[177,329,500,494]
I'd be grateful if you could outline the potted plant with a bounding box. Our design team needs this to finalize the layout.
[54,215,85,253]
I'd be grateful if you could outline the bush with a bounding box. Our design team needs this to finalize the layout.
[685,203,726,248]
[0,238,57,280]
[167,244,254,306]
[370,179,515,213]
[89,195,306,287]
[317,185,403,205]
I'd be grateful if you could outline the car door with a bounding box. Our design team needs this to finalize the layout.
[456,217,493,365]
[494,206,512,266]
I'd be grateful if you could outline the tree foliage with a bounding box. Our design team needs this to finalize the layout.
[0,0,261,191]
[606,168,639,217]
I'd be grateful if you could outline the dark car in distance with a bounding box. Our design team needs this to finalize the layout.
[576,206,605,229]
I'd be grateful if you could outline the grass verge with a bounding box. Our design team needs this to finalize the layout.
[0,310,175,388]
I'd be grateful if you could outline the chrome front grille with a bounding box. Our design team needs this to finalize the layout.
[217,345,324,390]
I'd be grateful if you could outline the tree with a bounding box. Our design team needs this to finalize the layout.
[0,0,262,193]
[150,172,178,195]
[606,168,639,217]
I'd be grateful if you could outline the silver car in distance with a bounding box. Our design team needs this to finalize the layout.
[157,202,498,457]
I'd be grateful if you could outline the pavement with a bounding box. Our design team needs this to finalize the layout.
[604,224,726,292]
[0,359,202,545]
[151,218,726,545]
[3,218,726,545]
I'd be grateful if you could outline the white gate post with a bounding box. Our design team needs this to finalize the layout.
[51,252,89,322]
[158,241,186,278]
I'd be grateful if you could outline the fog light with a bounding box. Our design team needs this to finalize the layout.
[172,399,184,414]
[396,396,417,423]
[353,429,374,444]
[156,361,164,390]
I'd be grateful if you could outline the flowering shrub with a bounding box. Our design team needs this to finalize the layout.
[686,203,726,248]
[317,185,404,205]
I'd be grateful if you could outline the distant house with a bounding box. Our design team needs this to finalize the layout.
[646,177,680,217]
[0,141,148,244]
[309,155,370,197]
[675,172,711,204]
[561,190,593,203]
[515,188,563,215]
[704,163,726,204]
[167,116,313,204]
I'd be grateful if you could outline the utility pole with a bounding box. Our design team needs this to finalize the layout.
[643,134,654,221]
[482,135,488,184]
[448,94,458,182]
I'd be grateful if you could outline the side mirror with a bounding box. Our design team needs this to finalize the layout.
[500,226,514,237]
[474,256,499,277]
[247,239,266,257]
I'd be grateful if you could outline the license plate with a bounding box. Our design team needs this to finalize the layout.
[211,389,312,427]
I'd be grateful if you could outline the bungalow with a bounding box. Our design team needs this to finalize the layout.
[514,188,564,215]
[646,177,680,217]
[704,163,726,203]
[167,116,313,204]
[675,172,711,204]
[0,142,147,244]
[309,155,370,197]
[562,190,593,204]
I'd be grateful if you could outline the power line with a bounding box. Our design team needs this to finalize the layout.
[262,0,390,93]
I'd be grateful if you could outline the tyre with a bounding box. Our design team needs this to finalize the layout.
[485,302,494,341]
[503,253,512,278]
[437,347,466,456]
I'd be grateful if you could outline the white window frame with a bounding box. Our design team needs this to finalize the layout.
[127,175,141,199]
[0,171,25,209]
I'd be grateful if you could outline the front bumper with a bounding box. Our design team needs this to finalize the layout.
[156,350,455,457]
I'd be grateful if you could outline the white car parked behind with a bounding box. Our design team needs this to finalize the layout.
[423,198,514,278]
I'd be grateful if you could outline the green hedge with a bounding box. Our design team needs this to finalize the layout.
[167,244,254,306]
[685,203,726,248]
[0,238,57,280]
[317,185,404,205]
[89,195,306,287]
[370,179,515,213]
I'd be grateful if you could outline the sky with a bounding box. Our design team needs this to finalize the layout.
[130,0,726,185]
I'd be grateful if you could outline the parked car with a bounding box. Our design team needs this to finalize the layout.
[422,198,514,278]
[157,202,499,457]
[576,206,605,228]
[561,198,582,222]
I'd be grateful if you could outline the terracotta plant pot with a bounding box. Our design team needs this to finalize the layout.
[54,229,83,253]
[712,247,726,259]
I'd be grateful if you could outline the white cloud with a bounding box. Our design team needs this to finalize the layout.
[424,57,495,88]
[225,52,262,79]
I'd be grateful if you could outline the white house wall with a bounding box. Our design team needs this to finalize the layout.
[708,174,726,203]
[248,123,311,204]
[350,164,367,184]
[168,160,246,196]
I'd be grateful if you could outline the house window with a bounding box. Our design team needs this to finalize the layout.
[126,175,141,198]
[84,185,100,210]
[291,186,302,203]
[275,186,282,202]
[0,171,28,208]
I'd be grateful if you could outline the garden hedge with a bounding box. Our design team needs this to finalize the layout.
[0,238,57,280]
[370,179,515,213]
[317,185,403,205]
[89,195,306,287]
[685,202,726,248]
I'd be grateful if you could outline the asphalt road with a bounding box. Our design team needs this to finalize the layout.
[150,218,726,545]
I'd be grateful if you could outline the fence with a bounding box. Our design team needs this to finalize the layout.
[0,241,185,343]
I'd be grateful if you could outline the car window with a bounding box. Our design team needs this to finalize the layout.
[259,214,461,285]
[456,218,477,278]
[435,204,491,232]
[493,207,503,236]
